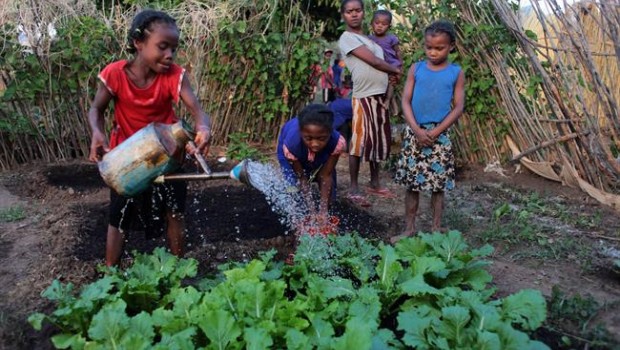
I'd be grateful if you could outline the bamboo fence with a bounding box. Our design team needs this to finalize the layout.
[449,0,619,210]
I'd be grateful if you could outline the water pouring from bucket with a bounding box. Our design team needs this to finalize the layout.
[229,160,340,237]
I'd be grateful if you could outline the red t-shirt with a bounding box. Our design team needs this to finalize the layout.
[98,60,185,148]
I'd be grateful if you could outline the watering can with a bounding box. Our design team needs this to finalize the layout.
[99,119,255,197]
[98,121,193,196]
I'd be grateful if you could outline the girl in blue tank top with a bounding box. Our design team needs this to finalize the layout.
[392,20,466,243]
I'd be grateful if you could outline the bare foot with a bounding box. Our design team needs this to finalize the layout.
[389,231,415,244]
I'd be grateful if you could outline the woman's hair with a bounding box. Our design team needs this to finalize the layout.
[298,104,334,131]
[424,20,456,44]
[372,9,393,24]
[127,10,177,54]
[340,0,364,14]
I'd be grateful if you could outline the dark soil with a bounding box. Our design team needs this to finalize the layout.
[1,156,619,349]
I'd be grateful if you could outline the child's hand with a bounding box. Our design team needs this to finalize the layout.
[193,126,211,157]
[89,130,109,162]
[388,73,399,85]
[427,129,440,142]
[414,128,434,147]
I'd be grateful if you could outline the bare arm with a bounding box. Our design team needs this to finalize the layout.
[179,74,212,156]
[350,45,401,75]
[291,160,309,192]
[401,64,433,146]
[290,160,314,212]
[87,82,113,162]
[393,43,403,67]
[428,70,466,139]
[317,154,339,215]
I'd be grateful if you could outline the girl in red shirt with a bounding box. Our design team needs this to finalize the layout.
[88,9,211,267]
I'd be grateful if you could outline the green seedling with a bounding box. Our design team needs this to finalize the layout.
[0,206,26,222]
[225,132,267,161]
[544,286,616,349]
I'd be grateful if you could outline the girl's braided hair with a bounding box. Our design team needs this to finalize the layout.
[127,9,176,54]
[424,20,457,44]
[298,104,334,131]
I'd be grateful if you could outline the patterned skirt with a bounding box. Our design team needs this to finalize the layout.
[349,95,391,161]
[393,123,455,192]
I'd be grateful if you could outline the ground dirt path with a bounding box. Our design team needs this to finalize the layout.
[0,157,619,349]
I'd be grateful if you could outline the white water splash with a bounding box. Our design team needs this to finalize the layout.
[243,161,311,233]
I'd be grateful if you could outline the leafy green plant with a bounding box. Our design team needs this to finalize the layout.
[493,202,511,221]
[541,286,616,349]
[0,206,26,222]
[29,232,550,349]
[225,132,268,161]
[0,16,119,167]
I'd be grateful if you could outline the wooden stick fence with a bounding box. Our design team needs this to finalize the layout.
[447,0,619,209]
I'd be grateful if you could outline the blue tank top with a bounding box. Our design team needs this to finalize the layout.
[411,62,461,124]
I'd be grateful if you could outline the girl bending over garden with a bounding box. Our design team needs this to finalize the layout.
[277,104,346,219]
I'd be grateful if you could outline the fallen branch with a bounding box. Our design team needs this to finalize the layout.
[587,232,620,242]
[510,129,594,163]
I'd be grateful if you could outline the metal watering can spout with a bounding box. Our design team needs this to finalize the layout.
[229,159,253,186]
[153,159,254,187]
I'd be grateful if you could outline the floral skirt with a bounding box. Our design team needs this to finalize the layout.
[393,123,455,192]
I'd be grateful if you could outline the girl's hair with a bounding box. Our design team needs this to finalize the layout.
[127,10,177,54]
[372,9,393,24]
[424,20,456,44]
[298,104,334,131]
[340,0,364,14]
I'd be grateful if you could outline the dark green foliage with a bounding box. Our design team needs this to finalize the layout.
[0,16,119,165]
[29,232,549,349]
[542,286,617,349]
